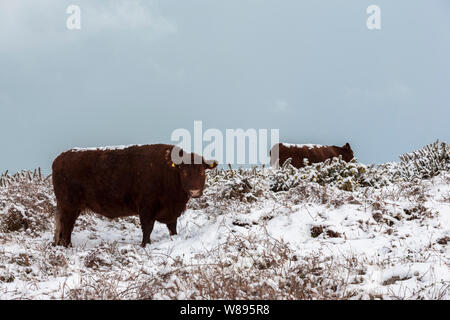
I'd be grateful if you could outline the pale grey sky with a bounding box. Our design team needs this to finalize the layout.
[0,0,449,173]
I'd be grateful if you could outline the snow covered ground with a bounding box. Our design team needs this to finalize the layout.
[0,151,449,299]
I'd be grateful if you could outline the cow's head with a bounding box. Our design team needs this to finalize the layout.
[168,147,218,198]
[340,142,354,162]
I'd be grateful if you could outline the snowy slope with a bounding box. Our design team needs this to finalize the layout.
[0,145,449,299]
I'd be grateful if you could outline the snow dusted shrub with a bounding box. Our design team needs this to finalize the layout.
[0,170,55,235]
[205,166,267,202]
[218,175,255,202]
[268,158,301,192]
[206,157,394,197]
[397,140,449,181]
[201,141,449,198]
[300,157,399,191]
[305,140,449,187]
[269,157,390,192]
[1,206,30,232]
[130,234,362,299]
[298,157,367,191]
[0,272,15,283]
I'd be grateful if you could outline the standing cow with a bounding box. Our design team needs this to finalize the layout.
[270,142,354,169]
[52,144,218,247]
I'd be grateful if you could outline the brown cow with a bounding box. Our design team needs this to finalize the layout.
[52,144,218,247]
[270,142,354,169]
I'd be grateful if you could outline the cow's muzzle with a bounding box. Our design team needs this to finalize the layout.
[189,189,202,198]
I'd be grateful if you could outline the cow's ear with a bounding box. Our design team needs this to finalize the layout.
[204,160,218,170]
[343,142,351,150]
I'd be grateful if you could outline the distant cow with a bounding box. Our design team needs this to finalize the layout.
[52,144,218,247]
[270,143,354,169]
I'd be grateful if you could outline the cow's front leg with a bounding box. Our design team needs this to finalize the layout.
[138,213,155,247]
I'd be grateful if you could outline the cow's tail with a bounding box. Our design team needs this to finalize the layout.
[53,205,63,245]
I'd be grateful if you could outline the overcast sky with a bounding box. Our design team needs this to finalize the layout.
[0,0,449,173]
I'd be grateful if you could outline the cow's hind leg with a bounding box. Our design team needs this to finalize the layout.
[54,205,80,247]
[166,221,177,236]
[53,206,63,246]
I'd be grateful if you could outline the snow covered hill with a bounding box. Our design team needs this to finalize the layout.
[0,142,449,299]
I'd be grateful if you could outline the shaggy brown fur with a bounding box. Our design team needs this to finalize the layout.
[52,144,218,247]
[270,143,354,169]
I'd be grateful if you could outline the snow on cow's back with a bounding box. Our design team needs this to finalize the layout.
[70,144,144,152]
[281,143,323,149]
